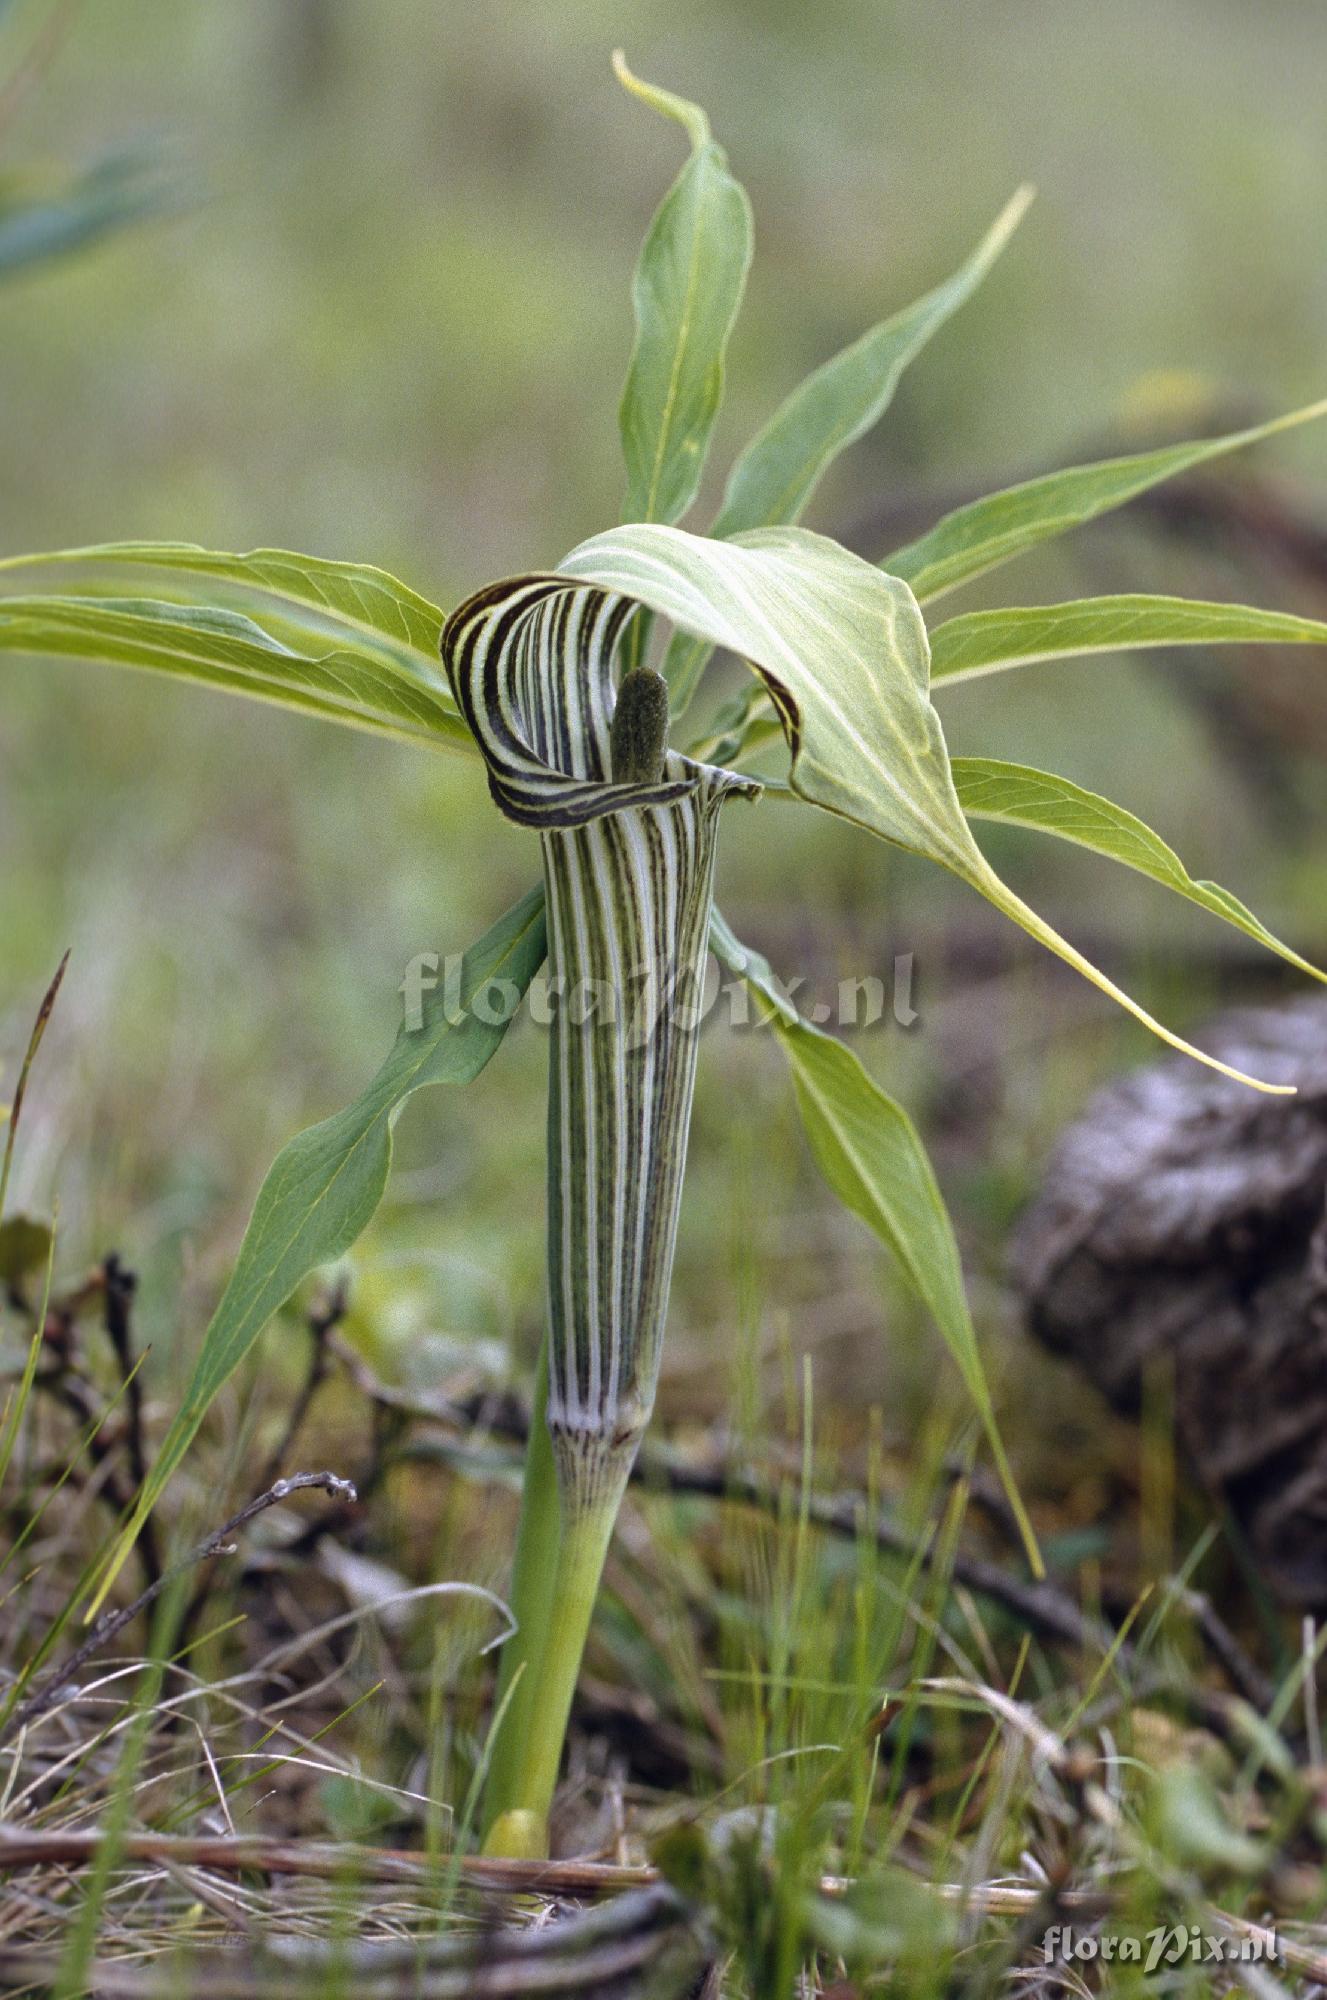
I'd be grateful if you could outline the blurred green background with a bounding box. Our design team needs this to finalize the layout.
[3,0,1325,1491]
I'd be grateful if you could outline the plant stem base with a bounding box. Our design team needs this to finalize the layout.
[480,1344,635,1856]
[482,1809,549,1860]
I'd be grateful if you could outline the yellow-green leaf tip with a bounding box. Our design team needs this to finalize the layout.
[612,50,710,152]
[993,183,1036,245]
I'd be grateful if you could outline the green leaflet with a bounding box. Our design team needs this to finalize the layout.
[559,521,1294,1093]
[616,54,753,528]
[0,146,174,277]
[688,585,1327,762]
[663,188,1033,711]
[886,399,1327,604]
[716,190,1033,536]
[931,593,1327,684]
[953,756,1325,983]
[709,911,1039,1573]
[89,887,548,1614]
[0,542,468,750]
[0,540,454,673]
[0,595,462,747]
[684,676,781,767]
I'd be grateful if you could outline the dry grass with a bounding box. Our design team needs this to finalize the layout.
[3,1239,1326,1998]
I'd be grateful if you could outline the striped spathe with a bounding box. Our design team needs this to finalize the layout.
[442,575,758,1505]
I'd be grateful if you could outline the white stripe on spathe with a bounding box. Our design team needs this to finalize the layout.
[442,575,758,1506]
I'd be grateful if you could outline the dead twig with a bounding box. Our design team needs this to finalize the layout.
[253,1278,346,1496]
[1171,1588,1276,1714]
[99,1251,160,1587]
[0,1,84,138]
[1,1831,1320,1985]
[0,1469,356,1749]
[0,1825,655,1892]
[167,1285,352,1658]
[0,1878,703,1999]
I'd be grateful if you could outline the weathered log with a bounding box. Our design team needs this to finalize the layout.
[1011,996,1327,1604]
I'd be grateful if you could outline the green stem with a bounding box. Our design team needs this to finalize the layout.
[482,1438,630,1855]
[481,1339,561,1841]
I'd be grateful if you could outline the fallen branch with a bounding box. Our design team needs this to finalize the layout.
[0,1875,702,1999]
[1,1829,1321,1986]
[0,1825,654,1892]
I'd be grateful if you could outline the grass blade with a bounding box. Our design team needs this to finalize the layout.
[0,951,68,1227]
[0,1213,55,1492]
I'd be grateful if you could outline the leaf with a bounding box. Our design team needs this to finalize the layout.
[1153,1767,1265,1876]
[0,541,453,673]
[931,593,1327,685]
[710,911,1040,1573]
[663,187,1033,709]
[723,188,1035,538]
[0,146,176,278]
[0,596,459,747]
[953,757,1325,982]
[560,521,1295,1093]
[0,1216,53,1287]
[0,543,469,749]
[806,1869,955,1966]
[615,53,753,527]
[683,676,781,767]
[319,1773,402,1841]
[885,399,1327,604]
[89,887,547,1614]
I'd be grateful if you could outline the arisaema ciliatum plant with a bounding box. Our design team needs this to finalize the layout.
[4,56,1327,1858]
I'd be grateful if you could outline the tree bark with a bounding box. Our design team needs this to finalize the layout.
[1011,997,1327,1604]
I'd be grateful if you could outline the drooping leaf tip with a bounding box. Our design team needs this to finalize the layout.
[998,183,1036,236]
[612,50,710,152]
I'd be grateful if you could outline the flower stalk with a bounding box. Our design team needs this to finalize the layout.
[442,579,756,1853]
